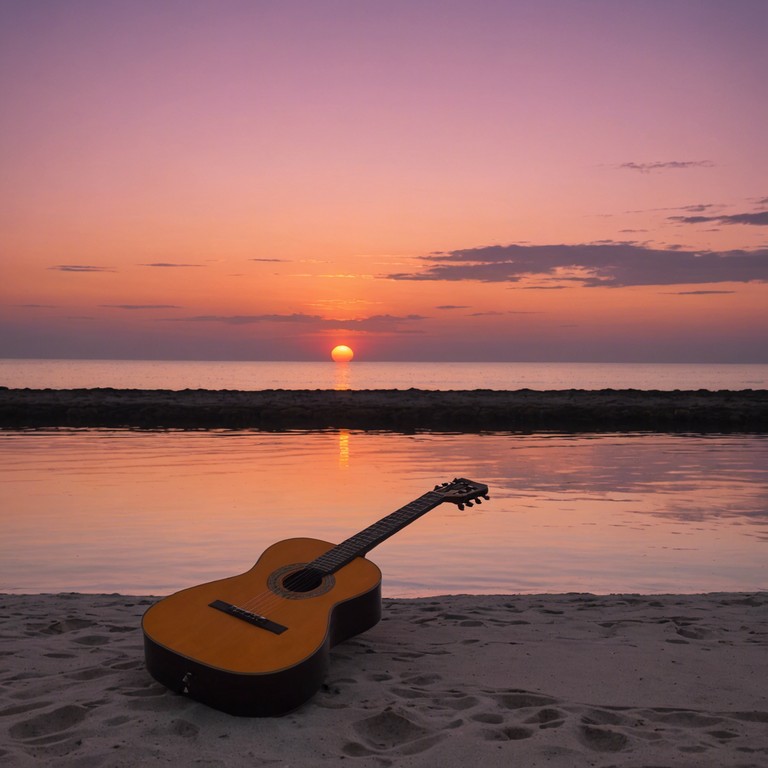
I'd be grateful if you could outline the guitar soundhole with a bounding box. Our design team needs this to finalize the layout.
[268,563,335,599]
[282,568,323,593]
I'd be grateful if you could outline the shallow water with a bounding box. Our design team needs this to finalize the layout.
[1,430,766,596]
[2,358,767,391]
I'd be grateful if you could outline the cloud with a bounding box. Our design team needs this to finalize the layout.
[167,313,427,333]
[386,243,768,288]
[468,311,505,316]
[669,211,768,226]
[15,303,58,308]
[469,310,540,316]
[139,262,204,268]
[678,203,719,213]
[101,304,182,310]
[250,258,288,263]
[174,313,326,325]
[663,290,736,295]
[618,160,715,173]
[48,265,115,273]
[435,305,469,310]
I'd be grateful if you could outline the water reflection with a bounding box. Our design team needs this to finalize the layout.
[338,429,350,469]
[333,362,351,390]
[1,430,766,596]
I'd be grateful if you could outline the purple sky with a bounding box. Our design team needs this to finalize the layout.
[1,0,767,362]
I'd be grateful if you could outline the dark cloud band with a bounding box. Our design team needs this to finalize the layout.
[618,160,714,173]
[387,243,768,288]
[166,313,426,333]
[670,211,768,226]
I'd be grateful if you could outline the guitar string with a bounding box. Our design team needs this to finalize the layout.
[166,489,485,655]
[232,490,484,626]
[168,502,428,647]
[170,537,369,640]
[167,506,488,661]
[230,514,406,621]
[232,492,451,618]
[215,486,485,626]
[170,485,486,650]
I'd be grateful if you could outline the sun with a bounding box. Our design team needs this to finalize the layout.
[331,344,354,362]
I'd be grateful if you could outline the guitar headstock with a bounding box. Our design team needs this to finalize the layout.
[433,477,490,510]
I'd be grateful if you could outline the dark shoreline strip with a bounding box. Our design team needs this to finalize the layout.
[1,388,767,432]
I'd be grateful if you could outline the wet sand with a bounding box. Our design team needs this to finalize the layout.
[1,388,767,431]
[1,592,766,767]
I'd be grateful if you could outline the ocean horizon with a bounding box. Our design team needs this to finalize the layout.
[2,358,767,392]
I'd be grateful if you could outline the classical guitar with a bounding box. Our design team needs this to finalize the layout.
[142,477,489,717]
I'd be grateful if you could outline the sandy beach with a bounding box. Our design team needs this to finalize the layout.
[1,592,766,767]
[1,388,767,431]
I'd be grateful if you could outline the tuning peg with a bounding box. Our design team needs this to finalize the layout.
[434,485,440,490]
[465,501,473,508]
[474,497,482,504]
[458,503,465,511]
[483,495,490,501]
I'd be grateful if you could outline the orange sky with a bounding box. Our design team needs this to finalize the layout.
[1,1,766,362]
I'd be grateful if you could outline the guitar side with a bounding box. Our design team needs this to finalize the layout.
[142,537,382,716]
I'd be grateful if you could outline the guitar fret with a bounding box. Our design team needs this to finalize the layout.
[309,491,447,575]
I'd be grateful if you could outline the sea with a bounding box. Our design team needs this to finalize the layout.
[1,359,767,598]
[1,358,767,391]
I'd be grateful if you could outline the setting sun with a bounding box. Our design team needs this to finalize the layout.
[331,345,354,362]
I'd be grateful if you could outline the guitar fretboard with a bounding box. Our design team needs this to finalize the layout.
[309,490,445,576]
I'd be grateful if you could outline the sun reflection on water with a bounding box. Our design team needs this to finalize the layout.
[338,430,350,469]
[333,362,351,390]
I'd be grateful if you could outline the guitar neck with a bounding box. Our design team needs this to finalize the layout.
[309,490,446,576]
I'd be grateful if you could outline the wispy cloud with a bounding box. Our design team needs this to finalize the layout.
[617,160,715,173]
[101,304,182,310]
[173,313,325,325]
[669,211,768,226]
[166,313,427,333]
[677,203,719,213]
[436,305,469,310]
[15,303,58,308]
[138,262,204,268]
[386,243,768,288]
[48,265,115,273]
[468,311,505,316]
[663,290,736,295]
[469,310,541,316]
[250,258,288,263]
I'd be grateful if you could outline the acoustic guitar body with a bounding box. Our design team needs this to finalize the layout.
[142,537,382,716]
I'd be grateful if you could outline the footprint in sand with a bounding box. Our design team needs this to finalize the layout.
[343,707,447,758]
[9,704,88,742]
[479,725,533,741]
[39,618,96,634]
[577,724,630,753]
[72,635,111,646]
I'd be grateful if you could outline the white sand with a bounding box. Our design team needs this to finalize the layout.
[1,592,767,767]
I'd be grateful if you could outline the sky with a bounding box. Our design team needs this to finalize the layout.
[1,0,767,363]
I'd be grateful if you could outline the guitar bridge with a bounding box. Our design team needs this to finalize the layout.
[209,600,288,635]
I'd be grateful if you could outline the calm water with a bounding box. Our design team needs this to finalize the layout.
[1,430,766,596]
[1,358,767,391]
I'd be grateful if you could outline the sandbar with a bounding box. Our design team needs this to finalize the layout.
[1,388,767,431]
